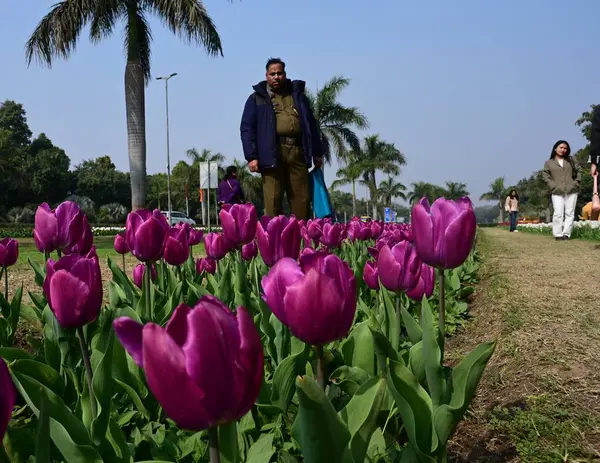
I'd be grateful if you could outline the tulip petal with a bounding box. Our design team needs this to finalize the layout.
[134,217,166,262]
[0,358,16,441]
[113,317,144,366]
[411,201,436,266]
[49,270,91,329]
[34,203,58,252]
[165,304,192,347]
[220,209,238,244]
[442,209,476,268]
[142,324,212,430]
[262,258,304,324]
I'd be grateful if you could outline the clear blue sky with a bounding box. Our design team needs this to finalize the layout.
[0,0,598,205]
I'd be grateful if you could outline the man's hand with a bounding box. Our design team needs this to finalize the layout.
[248,160,259,173]
[592,164,598,177]
[313,157,323,169]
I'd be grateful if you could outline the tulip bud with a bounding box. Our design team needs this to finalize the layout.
[196,257,217,275]
[114,232,129,255]
[363,260,379,290]
[164,225,190,266]
[219,203,258,245]
[126,209,168,262]
[241,241,258,261]
[377,242,422,292]
[43,254,103,329]
[34,201,84,253]
[411,197,477,269]
[0,358,16,443]
[133,263,157,289]
[113,296,263,430]
[64,215,93,256]
[188,228,204,246]
[406,263,435,301]
[262,253,356,345]
[203,233,233,260]
[256,216,301,267]
[0,238,18,268]
[321,223,344,248]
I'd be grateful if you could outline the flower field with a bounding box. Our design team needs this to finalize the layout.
[517,220,600,240]
[0,198,493,462]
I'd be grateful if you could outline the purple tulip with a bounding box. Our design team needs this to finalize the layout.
[164,225,190,266]
[262,253,356,345]
[363,260,379,290]
[113,296,263,430]
[220,203,258,246]
[133,263,157,289]
[64,215,93,256]
[0,238,18,268]
[321,223,344,248]
[114,232,129,255]
[256,216,301,267]
[411,197,477,269]
[406,263,435,301]
[196,257,217,275]
[0,358,16,442]
[203,233,232,260]
[188,228,204,246]
[306,219,323,241]
[370,222,383,238]
[43,253,103,329]
[241,241,258,261]
[126,209,169,262]
[377,242,422,292]
[33,201,84,253]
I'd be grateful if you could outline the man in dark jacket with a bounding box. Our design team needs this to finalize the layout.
[240,57,322,219]
[590,105,600,179]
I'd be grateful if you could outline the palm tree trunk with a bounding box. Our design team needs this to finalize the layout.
[351,180,356,218]
[125,61,147,211]
[498,201,504,223]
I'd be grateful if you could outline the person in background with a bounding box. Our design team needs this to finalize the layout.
[240,57,323,220]
[217,166,245,206]
[580,200,600,220]
[504,189,519,232]
[542,140,581,241]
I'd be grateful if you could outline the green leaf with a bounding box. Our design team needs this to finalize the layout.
[0,347,33,361]
[270,344,310,411]
[28,257,46,288]
[216,261,232,306]
[246,433,275,463]
[366,428,386,462]
[10,359,64,396]
[157,280,184,325]
[339,377,387,463]
[107,256,138,304]
[369,327,400,363]
[341,320,376,376]
[108,280,128,309]
[433,341,496,445]
[2,427,37,462]
[234,254,250,310]
[420,298,445,407]
[408,341,426,385]
[18,303,42,323]
[380,286,398,349]
[219,421,240,463]
[256,297,278,362]
[271,315,291,364]
[35,387,51,463]
[385,359,437,455]
[10,370,103,463]
[330,366,369,396]
[103,417,132,463]
[186,279,211,306]
[449,271,461,291]
[291,376,351,463]
[28,291,47,314]
[400,305,422,344]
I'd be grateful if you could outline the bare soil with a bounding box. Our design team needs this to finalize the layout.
[448,228,600,462]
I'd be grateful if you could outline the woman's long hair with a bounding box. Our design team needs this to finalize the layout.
[509,189,519,201]
[224,166,237,181]
[549,140,576,173]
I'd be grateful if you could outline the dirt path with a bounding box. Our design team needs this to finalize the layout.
[449,228,600,463]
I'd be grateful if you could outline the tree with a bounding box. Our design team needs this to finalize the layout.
[331,151,363,217]
[0,100,32,148]
[147,174,168,210]
[377,177,407,209]
[359,135,406,219]
[443,181,469,200]
[575,104,599,142]
[408,182,444,205]
[186,148,226,165]
[305,76,369,163]
[28,134,72,204]
[480,177,507,223]
[27,1,226,211]
[74,156,131,207]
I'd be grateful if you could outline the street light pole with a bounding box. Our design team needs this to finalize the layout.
[156,72,177,226]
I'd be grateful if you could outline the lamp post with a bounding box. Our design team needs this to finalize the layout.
[156,72,177,225]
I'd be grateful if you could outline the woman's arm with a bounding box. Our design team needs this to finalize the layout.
[542,161,555,190]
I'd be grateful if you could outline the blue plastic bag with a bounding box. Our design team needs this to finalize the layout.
[309,168,334,219]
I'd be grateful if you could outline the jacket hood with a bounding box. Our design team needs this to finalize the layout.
[253,80,306,96]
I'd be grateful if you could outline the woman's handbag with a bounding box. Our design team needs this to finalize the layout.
[593,175,600,212]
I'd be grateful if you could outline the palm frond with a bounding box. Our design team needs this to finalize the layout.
[145,0,223,56]
[124,8,153,80]
[89,0,122,42]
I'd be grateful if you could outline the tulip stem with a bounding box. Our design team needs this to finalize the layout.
[57,249,62,259]
[315,345,326,390]
[3,265,7,300]
[208,427,221,463]
[77,327,97,420]
[394,294,401,351]
[144,263,152,321]
[438,269,446,359]
[121,254,126,273]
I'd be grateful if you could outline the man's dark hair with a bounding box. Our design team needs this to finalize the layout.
[266,57,285,71]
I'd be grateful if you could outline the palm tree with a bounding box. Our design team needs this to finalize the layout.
[186,147,226,165]
[444,181,470,200]
[26,1,225,211]
[378,177,407,209]
[331,151,363,217]
[408,182,440,205]
[480,177,506,223]
[305,76,369,164]
[232,158,263,207]
[359,135,406,219]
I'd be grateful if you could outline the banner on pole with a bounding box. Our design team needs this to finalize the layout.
[199,162,219,189]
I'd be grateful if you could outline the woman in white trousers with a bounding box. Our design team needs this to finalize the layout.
[542,140,581,241]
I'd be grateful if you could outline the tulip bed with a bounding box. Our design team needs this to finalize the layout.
[516,221,600,240]
[0,225,222,239]
[0,198,493,463]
